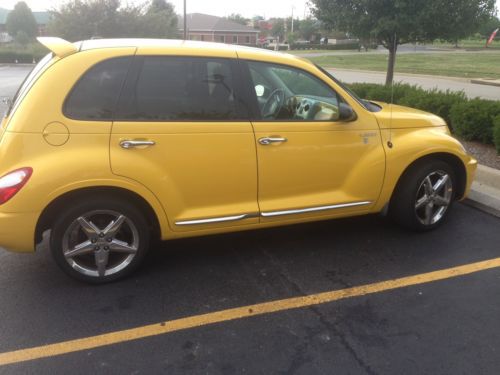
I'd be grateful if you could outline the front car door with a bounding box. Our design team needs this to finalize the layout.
[239,58,385,222]
[110,53,259,232]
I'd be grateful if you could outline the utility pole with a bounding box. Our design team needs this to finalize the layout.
[183,0,187,40]
[291,6,294,34]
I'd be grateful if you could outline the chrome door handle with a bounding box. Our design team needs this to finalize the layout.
[258,137,287,145]
[120,140,155,149]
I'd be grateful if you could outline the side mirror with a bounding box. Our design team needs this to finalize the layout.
[338,102,357,122]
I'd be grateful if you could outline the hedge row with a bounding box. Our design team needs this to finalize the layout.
[0,51,46,63]
[261,43,360,51]
[348,82,500,152]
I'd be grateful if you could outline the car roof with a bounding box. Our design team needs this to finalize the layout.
[38,37,311,67]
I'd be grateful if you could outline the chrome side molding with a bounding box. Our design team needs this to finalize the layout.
[174,201,372,226]
[260,201,372,218]
[175,213,258,226]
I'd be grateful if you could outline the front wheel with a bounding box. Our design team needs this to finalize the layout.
[50,197,150,283]
[390,160,456,231]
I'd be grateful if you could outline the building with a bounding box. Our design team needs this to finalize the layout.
[178,13,259,45]
[0,8,50,43]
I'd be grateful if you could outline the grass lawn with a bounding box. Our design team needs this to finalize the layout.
[307,51,500,79]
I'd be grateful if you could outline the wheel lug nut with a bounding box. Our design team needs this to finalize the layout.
[91,238,97,243]
[106,238,112,242]
[99,233,105,238]
[94,246,100,250]
[104,246,109,251]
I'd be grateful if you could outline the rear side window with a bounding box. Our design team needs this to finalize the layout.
[116,56,243,121]
[64,57,131,120]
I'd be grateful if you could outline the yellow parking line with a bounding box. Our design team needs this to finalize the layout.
[2,256,500,366]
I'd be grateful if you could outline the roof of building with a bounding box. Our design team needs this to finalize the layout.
[0,8,50,25]
[178,13,259,33]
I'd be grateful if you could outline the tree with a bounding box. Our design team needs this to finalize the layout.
[6,1,38,41]
[226,13,249,26]
[298,18,320,41]
[477,15,500,38]
[422,0,496,46]
[311,0,495,85]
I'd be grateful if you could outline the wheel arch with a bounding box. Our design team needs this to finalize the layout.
[35,186,162,246]
[391,152,467,204]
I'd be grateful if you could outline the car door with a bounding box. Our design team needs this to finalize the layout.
[240,59,385,222]
[110,55,259,232]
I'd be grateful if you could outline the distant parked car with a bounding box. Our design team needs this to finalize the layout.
[0,37,476,283]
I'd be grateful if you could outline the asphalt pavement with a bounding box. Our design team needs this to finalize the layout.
[0,204,499,374]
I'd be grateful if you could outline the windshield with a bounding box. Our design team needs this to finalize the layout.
[4,52,54,118]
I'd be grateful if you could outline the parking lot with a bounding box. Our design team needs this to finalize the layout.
[1,203,500,374]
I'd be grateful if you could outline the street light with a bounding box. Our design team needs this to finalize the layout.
[183,0,187,40]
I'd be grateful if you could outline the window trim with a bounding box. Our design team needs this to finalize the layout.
[240,59,350,123]
[114,55,251,123]
[62,56,133,122]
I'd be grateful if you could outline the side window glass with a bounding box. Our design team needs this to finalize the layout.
[117,56,240,121]
[247,61,340,121]
[64,57,131,120]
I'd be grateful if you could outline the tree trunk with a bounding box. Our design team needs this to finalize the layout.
[385,45,397,86]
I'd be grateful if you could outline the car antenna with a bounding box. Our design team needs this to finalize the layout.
[387,32,396,149]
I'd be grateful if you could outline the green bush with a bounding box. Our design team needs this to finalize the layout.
[450,99,500,144]
[348,82,422,104]
[493,115,500,154]
[290,43,360,51]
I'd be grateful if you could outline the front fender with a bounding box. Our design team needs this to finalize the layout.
[374,126,476,212]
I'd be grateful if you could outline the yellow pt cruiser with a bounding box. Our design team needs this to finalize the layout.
[0,38,477,283]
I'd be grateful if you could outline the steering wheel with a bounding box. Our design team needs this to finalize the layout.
[262,88,285,119]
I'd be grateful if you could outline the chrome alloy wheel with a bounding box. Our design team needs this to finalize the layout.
[414,170,453,226]
[62,210,139,278]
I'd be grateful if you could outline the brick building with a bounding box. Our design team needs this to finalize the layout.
[178,13,259,45]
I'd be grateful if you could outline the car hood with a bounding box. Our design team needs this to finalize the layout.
[370,101,447,130]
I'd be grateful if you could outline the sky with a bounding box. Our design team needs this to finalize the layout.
[0,0,313,19]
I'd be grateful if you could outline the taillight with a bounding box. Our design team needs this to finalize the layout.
[0,167,33,205]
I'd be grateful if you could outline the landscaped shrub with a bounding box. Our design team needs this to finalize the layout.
[493,115,500,154]
[450,99,500,144]
[348,82,422,104]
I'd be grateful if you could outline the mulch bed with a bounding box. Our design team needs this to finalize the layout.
[462,140,500,170]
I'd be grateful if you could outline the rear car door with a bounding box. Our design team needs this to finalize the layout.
[110,55,259,232]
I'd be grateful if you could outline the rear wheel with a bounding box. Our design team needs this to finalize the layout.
[390,160,456,231]
[50,197,150,283]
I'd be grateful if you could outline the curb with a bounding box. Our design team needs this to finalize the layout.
[465,164,500,218]
[470,79,500,88]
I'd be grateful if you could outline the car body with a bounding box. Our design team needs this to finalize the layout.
[0,37,477,282]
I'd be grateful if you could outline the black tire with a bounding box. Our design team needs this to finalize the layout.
[389,159,456,231]
[50,196,150,284]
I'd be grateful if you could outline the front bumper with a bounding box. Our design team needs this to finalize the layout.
[0,211,38,253]
[462,157,478,200]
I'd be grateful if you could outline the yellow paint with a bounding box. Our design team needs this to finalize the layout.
[1,257,500,366]
[0,38,476,252]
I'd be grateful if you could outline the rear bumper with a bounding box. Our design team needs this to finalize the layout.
[0,211,38,253]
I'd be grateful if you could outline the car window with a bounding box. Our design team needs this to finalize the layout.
[246,61,340,122]
[116,56,241,121]
[64,57,131,120]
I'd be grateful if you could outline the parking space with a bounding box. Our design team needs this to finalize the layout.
[1,203,500,374]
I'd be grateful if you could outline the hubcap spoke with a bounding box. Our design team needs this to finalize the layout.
[424,203,434,225]
[424,176,433,195]
[433,175,449,193]
[77,216,100,238]
[64,240,94,258]
[434,195,450,207]
[103,215,126,238]
[109,238,138,254]
[415,195,428,209]
[94,249,109,277]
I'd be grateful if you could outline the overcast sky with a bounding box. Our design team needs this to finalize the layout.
[0,0,499,19]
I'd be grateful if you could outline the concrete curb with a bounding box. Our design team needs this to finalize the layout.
[470,79,500,87]
[465,164,500,218]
